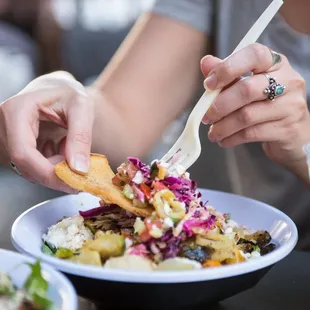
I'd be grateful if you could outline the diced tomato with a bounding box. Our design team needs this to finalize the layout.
[112,175,123,187]
[127,162,139,180]
[139,230,152,242]
[144,218,163,231]
[115,162,138,182]
[140,183,152,200]
[152,181,168,191]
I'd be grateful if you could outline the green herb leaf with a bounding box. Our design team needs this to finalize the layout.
[42,243,55,256]
[24,261,53,309]
[43,242,57,254]
[253,245,261,253]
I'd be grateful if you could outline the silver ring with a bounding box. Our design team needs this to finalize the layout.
[264,74,286,101]
[270,49,282,66]
[10,161,22,176]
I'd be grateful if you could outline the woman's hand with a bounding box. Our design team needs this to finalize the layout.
[0,71,95,192]
[201,43,310,169]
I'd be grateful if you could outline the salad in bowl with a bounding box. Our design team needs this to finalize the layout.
[0,260,55,310]
[41,154,276,271]
[0,249,77,310]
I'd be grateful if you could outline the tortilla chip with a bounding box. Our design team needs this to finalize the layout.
[54,154,153,217]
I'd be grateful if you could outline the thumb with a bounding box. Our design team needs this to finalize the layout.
[65,96,94,175]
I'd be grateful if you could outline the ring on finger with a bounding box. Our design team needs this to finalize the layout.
[263,74,286,101]
[10,161,23,177]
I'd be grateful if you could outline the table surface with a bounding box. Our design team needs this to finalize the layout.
[0,165,308,310]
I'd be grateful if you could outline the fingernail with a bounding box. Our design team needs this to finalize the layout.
[204,73,217,90]
[209,135,217,142]
[202,115,211,125]
[73,154,89,174]
[208,126,215,142]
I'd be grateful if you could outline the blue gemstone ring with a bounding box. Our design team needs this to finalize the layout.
[263,74,285,101]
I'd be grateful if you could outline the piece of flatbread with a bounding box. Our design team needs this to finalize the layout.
[54,154,153,217]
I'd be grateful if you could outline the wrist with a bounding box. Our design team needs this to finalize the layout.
[284,156,310,187]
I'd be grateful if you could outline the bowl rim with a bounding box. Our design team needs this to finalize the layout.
[0,248,78,309]
[11,189,298,284]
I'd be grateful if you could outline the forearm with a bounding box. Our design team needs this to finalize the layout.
[90,13,207,166]
[36,0,62,73]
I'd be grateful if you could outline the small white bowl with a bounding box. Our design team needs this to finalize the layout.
[0,249,78,310]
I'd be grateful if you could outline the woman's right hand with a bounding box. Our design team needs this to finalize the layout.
[0,71,95,193]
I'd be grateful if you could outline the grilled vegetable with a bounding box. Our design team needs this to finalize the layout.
[261,243,276,255]
[83,233,125,259]
[180,240,214,264]
[196,235,236,263]
[69,249,102,266]
[237,242,254,254]
[243,231,271,247]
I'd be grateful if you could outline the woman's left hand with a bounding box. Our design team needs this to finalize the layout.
[201,43,310,168]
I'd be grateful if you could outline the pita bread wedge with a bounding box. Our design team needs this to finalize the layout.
[54,153,153,217]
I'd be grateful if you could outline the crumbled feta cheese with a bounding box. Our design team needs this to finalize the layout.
[225,227,233,234]
[163,217,174,229]
[244,253,251,259]
[133,217,146,234]
[132,170,144,184]
[125,238,133,249]
[149,225,163,238]
[163,202,171,216]
[42,215,93,251]
[251,251,261,259]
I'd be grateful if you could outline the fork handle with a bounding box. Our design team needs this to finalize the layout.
[187,87,221,128]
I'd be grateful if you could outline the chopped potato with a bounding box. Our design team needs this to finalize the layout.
[83,233,125,259]
[69,249,102,266]
[104,255,154,271]
[196,235,236,263]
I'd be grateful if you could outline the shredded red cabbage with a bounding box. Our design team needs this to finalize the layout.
[160,177,200,208]
[131,184,145,202]
[128,157,151,178]
[157,230,188,259]
[79,204,120,219]
[182,215,216,237]
[129,244,149,257]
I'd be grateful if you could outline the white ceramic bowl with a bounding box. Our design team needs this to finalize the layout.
[0,249,78,310]
[11,189,298,309]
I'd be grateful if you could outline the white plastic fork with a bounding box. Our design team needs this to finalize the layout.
[160,0,284,171]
